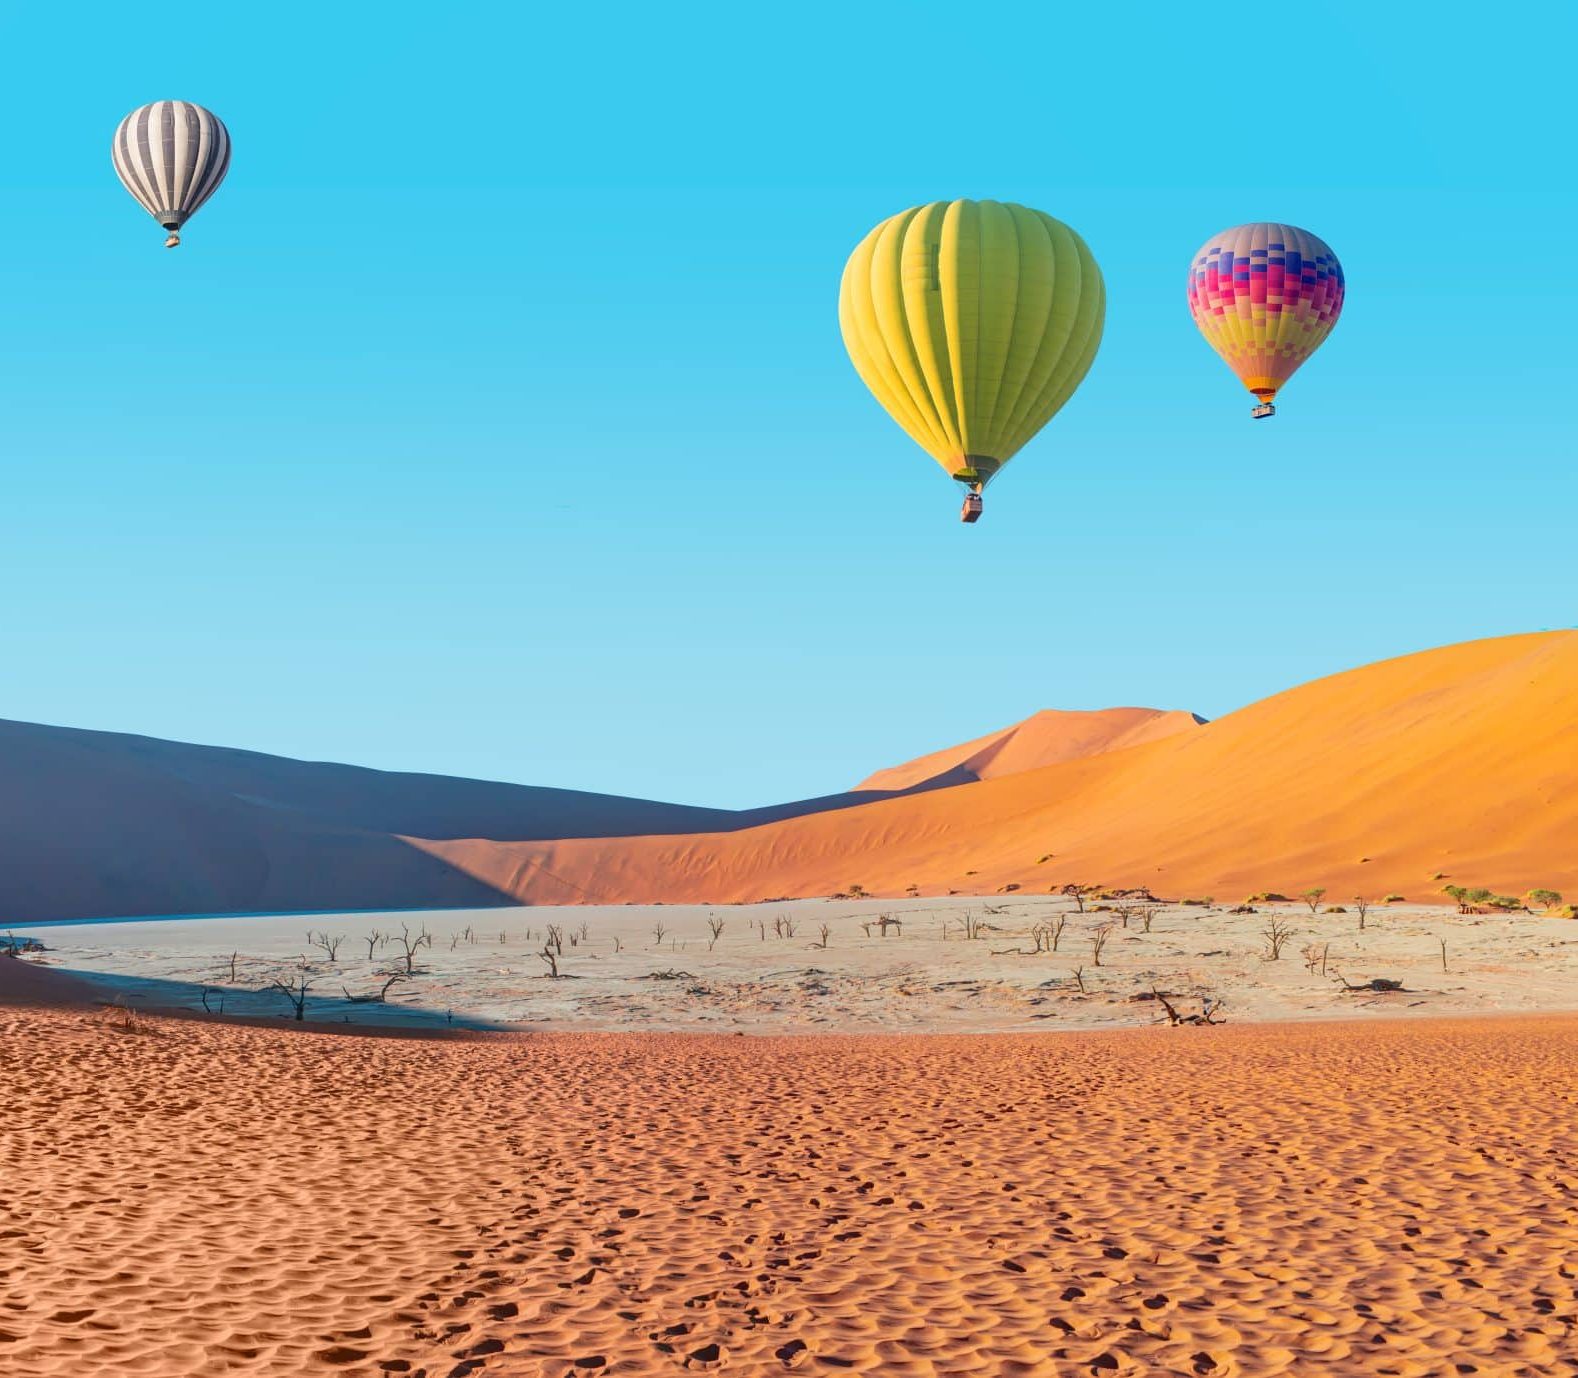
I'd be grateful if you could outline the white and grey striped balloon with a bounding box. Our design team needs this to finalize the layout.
[111,101,231,248]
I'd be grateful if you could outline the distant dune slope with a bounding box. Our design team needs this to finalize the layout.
[417,632,1578,904]
[856,707,1205,791]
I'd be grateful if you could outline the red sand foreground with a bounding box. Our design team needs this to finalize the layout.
[3,981,1575,1377]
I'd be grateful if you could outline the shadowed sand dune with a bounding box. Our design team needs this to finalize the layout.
[0,723,959,923]
[855,706,1205,791]
[419,631,1578,903]
[0,955,98,1007]
[3,1002,1575,1377]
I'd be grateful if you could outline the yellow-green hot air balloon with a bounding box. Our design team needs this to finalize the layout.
[839,199,1104,523]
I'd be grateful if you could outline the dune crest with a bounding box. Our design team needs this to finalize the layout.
[856,706,1205,791]
[418,630,1578,903]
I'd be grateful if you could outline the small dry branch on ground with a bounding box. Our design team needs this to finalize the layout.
[1151,986,1226,1026]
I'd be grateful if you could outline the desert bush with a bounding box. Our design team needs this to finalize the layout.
[97,1001,160,1035]
[1180,896,1213,907]
[1246,892,1291,903]
[1382,893,1405,903]
[1325,905,1348,913]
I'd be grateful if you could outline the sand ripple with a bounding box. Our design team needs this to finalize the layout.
[2,1007,1575,1376]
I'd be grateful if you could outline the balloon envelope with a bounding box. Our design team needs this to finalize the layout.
[839,199,1104,490]
[112,101,231,239]
[1187,223,1344,408]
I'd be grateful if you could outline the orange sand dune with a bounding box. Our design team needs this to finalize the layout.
[420,631,1578,903]
[4,1003,1575,1377]
[855,706,1204,790]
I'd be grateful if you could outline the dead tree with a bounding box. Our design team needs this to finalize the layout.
[270,974,313,1021]
[342,972,410,1004]
[392,922,430,975]
[309,931,345,962]
[1090,924,1113,966]
[1071,966,1087,994]
[1331,969,1405,993]
[707,915,725,951]
[539,944,561,978]
[1139,907,1157,934]
[811,922,832,949]
[363,931,382,961]
[1262,917,1295,961]
[652,919,668,947]
[545,924,565,955]
[1061,883,1098,913]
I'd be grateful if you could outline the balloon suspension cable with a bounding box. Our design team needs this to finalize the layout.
[164,231,181,249]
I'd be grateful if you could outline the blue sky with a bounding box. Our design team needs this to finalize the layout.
[0,3,1572,807]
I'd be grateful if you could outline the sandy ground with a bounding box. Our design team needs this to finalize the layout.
[10,896,1577,1033]
[1,991,1574,1378]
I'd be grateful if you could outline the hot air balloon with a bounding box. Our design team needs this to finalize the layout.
[839,199,1104,523]
[112,102,231,248]
[1187,223,1344,418]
